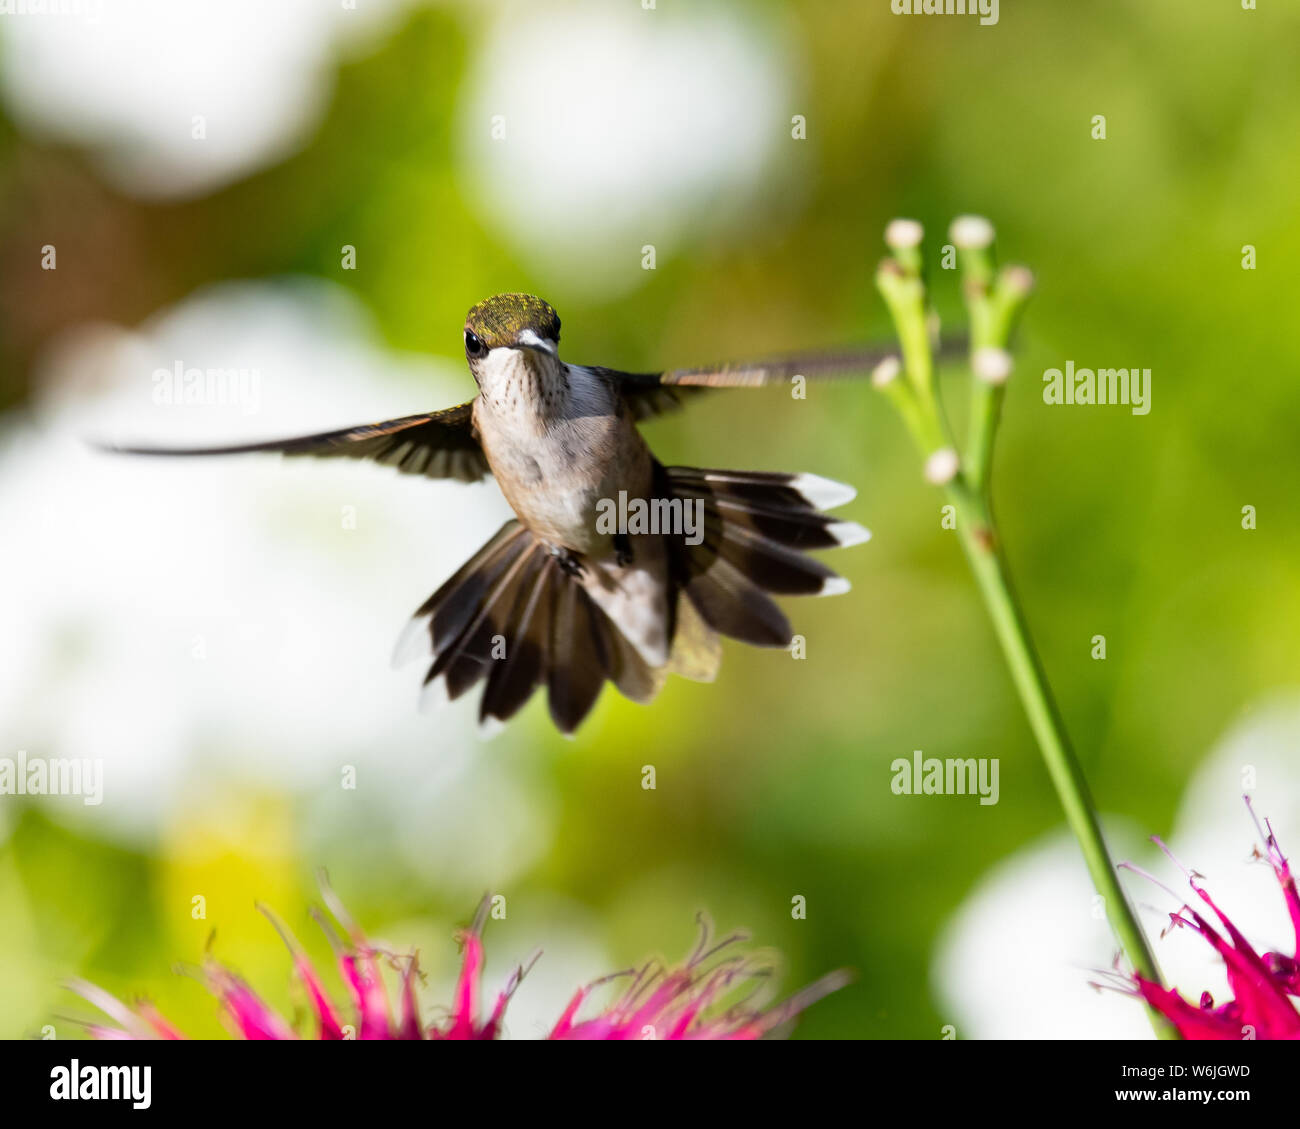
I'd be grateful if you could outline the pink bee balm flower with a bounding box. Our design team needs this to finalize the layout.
[1119,802,1300,1040]
[548,922,849,1040]
[68,879,847,1041]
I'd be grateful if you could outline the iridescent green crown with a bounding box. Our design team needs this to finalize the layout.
[465,293,561,350]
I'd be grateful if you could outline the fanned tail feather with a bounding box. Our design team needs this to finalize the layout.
[401,521,620,734]
[398,467,866,735]
[665,465,867,648]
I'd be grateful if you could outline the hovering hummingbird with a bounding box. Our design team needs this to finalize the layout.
[106,294,893,734]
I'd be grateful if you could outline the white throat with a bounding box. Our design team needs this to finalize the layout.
[476,345,569,429]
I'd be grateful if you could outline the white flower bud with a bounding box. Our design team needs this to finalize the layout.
[924,447,960,485]
[1002,265,1035,296]
[973,346,1013,385]
[871,356,902,387]
[949,215,995,250]
[885,218,924,250]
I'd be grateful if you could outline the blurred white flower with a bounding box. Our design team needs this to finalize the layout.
[0,0,414,198]
[0,278,552,893]
[933,823,1154,1039]
[933,693,1300,1038]
[458,1,799,297]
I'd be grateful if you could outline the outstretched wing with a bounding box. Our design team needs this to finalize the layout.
[590,344,935,422]
[99,400,491,483]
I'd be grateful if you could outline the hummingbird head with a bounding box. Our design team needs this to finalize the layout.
[463,294,567,412]
[463,293,561,363]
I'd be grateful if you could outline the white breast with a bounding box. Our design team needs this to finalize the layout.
[475,353,628,551]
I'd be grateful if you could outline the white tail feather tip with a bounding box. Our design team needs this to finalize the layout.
[828,521,871,547]
[791,472,856,510]
[392,617,432,669]
[418,675,450,714]
[477,714,506,740]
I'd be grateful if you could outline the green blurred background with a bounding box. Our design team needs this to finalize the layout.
[1,0,1297,1039]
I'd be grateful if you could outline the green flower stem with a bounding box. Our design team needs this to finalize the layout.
[875,225,1176,1038]
[943,477,1171,1036]
[961,267,1026,494]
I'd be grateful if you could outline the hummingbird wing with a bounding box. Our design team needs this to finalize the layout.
[591,344,925,421]
[97,400,491,483]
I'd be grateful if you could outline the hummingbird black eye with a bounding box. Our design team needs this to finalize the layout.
[464,329,486,358]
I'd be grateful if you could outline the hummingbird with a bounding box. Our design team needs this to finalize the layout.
[105,293,893,734]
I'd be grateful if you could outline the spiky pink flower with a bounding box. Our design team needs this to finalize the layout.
[548,924,848,1040]
[1120,802,1300,1040]
[69,880,846,1041]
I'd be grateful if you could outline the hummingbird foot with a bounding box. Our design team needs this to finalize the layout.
[550,545,587,579]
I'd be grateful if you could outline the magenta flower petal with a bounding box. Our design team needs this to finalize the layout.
[1128,803,1300,1040]
[433,931,488,1040]
[206,967,297,1040]
[293,954,346,1040]
[396,958,423,1040]
[69,891,845,1041]
[256,903,346,1040]
[1133,979,1244,1040]
[550,920,851,1040]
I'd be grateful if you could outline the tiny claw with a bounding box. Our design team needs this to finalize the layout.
[552,546,586,578]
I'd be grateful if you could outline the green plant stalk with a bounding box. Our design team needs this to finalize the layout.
[962,262,1025,495]
[944,477,1173,1036]
[876,234,1176,1038]
[963,333,1003,495]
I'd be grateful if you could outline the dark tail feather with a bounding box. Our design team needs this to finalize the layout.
[400,467,866,733]
[665,466,867,647]
[401,520,617,734]
[477,553,554,730]
[414,521,528,655]
[682,556,791,646]
[421,524,538,705]
[546,574,611,734]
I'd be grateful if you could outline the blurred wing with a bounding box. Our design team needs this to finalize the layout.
[595,344,946,421]
[99,401,491,483]
[659,347,904,387]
